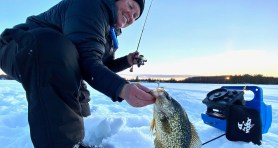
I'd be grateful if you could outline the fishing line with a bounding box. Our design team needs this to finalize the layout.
[202,133,226,146]
[136,0,154,52]
[130,0,154,72]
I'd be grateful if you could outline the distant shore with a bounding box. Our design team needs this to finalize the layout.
[1,74,277,84]
[126,74,278,85]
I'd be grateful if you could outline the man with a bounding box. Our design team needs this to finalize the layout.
[0,0,155,147]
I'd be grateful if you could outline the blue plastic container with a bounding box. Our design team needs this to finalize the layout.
[201,86,272,134]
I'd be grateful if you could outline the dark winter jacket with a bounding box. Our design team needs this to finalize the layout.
[25,0,130,102]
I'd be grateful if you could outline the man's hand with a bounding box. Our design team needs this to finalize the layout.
[119,83,155,107]
[127,51,139,66]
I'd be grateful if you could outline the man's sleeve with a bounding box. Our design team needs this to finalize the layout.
[63,0,127,101]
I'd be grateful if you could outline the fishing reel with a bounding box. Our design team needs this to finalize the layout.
[130,54,147,72]
[136,55,147,67]
[202,88,245,119]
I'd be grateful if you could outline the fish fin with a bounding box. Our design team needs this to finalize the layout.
[154,138,163,148]
[190,122,202,147]
[150,118,156,135]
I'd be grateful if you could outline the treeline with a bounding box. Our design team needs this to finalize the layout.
[130,74,278,84]
[1,74,278,84]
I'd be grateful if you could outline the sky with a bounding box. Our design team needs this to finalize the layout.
[0,81,277,147]
[1,0,278,77]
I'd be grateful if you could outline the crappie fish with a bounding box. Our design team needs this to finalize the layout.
[150,87,202,148]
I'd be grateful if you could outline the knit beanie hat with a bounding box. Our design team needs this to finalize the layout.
[134,0,145,18]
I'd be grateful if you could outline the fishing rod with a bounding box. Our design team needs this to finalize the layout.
[130,0,154,72]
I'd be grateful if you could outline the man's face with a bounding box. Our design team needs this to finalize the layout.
[115,0,141,28]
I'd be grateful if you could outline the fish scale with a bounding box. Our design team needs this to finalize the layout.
[150,88,202,148]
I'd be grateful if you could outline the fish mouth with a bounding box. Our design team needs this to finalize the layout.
[149,87,166,98]
[149,89,157,97]
[150,87,175,117]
